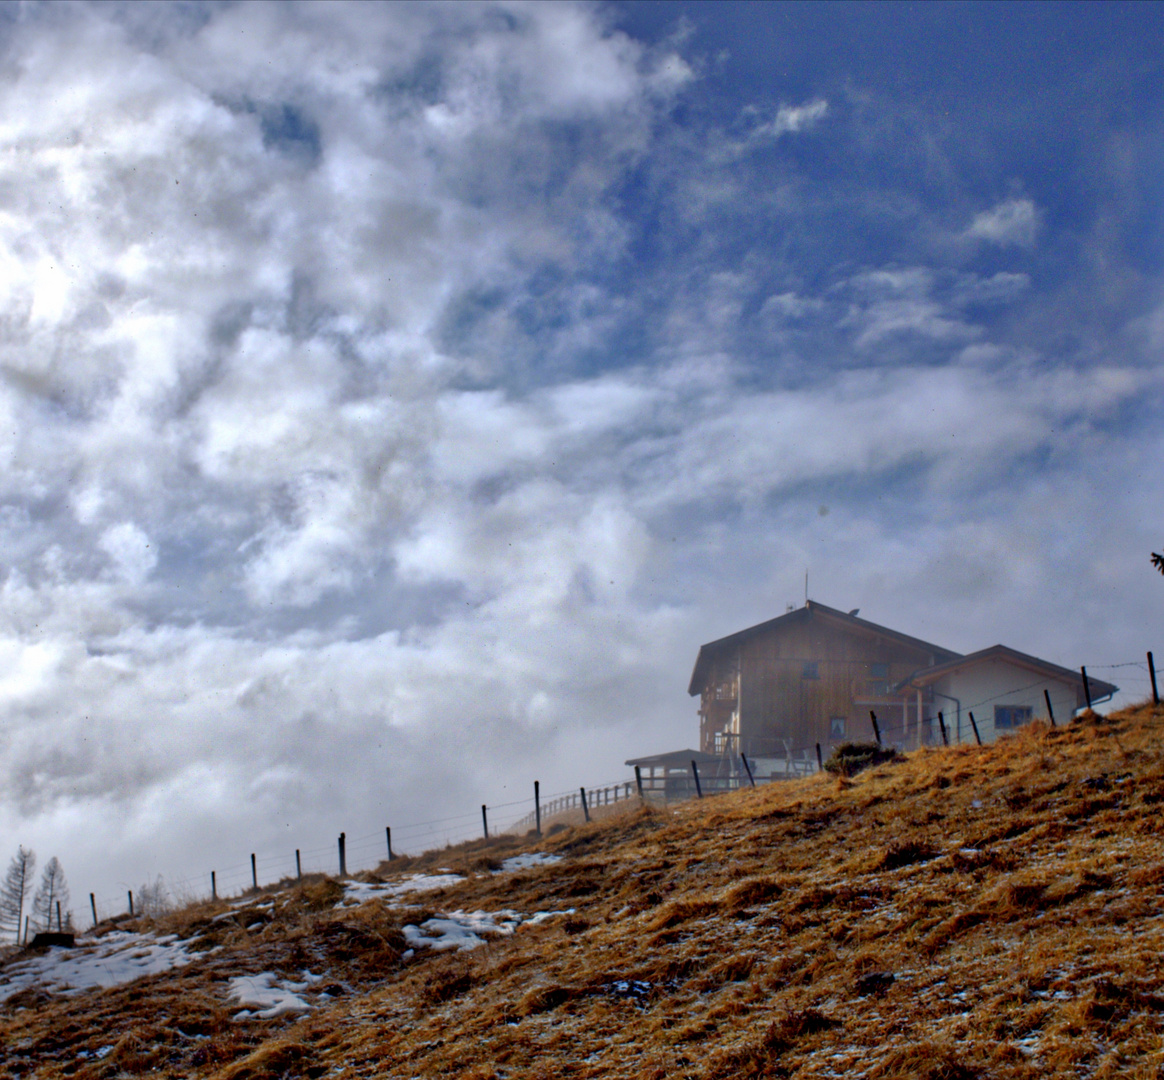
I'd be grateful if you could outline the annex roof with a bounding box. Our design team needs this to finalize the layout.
[687,599,961,696]
[895,644,1118,701]
[624,749,719,770]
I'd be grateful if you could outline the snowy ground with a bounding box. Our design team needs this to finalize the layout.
[0,857,571,1012]
[0,931,197,1003]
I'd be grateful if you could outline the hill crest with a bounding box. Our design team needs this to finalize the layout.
[3,703,1164,1079]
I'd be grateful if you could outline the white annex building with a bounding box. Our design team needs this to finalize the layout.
[896,645,1114,746]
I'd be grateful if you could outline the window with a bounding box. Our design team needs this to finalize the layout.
[995,705,1033,730]
[802,661,820,680]
[867,661,890,695]
[830,716,846,739]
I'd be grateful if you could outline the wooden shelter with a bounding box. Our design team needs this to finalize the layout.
[624,749,733,800]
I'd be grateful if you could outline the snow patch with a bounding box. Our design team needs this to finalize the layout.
[342,872,465,905]
[0,932,196,1004]
[498,853,564,872]
[228,971,319,1020]
[402,909,571,952]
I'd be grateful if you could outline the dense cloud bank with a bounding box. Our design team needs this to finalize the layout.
[0,2,1160,899]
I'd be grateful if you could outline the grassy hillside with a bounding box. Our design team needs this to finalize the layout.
[3,702,1164,1079]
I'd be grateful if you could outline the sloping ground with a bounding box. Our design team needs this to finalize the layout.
[3,703,1164,1079]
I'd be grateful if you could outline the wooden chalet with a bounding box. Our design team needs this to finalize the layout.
[688,600,961,771]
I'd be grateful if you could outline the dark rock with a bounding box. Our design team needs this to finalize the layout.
[29,933,75,949]
[856,971,895,995]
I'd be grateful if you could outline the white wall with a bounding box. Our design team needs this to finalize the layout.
[931,659,1080,744]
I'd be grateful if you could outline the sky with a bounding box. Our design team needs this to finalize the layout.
[0,0,1161,911]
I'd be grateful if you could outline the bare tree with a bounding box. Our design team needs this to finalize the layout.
[136,875,172,919]
[1153,551,1164,575]
[0,847,36,944]
[31,857,70,934]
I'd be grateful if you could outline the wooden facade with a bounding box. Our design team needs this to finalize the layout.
[688,600,962,762]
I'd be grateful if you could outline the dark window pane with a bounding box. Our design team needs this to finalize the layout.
[995,705,1033,729]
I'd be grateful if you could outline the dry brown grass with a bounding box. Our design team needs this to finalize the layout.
[4,702,1164,1078]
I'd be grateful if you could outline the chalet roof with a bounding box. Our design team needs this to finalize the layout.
[895,644,1119,701]
[625,749,719,770]
[687,599,961,696]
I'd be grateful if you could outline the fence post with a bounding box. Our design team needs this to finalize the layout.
[534,781,541,837]
[635,765,644,800]
[815,742,823,771]
[1149,651,1159,706]
[386,827,394,860]
[482,804,489,840]
[581,787,590,823]
[251,853,257,891]
[90,893,97,929]
[690,760,703,798]
[968,711,982,746]
[740,753,756,788]
[1081,666,1093,711]
[870,710,882,747]
[1044,689,1056,726]
[127,891,134,917]
[938,710,949,747]
[211,871,217,901]
[295,849,301,881]
[338,833,347,877]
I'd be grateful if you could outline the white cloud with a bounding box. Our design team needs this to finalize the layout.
[99,523,158,585]
[753,98,829,138]
[761,291,825,320]
[0,0,702,897]
[965,198,1039,247]
[843,267,978,347]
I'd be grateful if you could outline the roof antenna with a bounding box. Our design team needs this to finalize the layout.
[804,569,808,606]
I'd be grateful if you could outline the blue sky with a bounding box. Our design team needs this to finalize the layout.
[0,1,1160,907]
